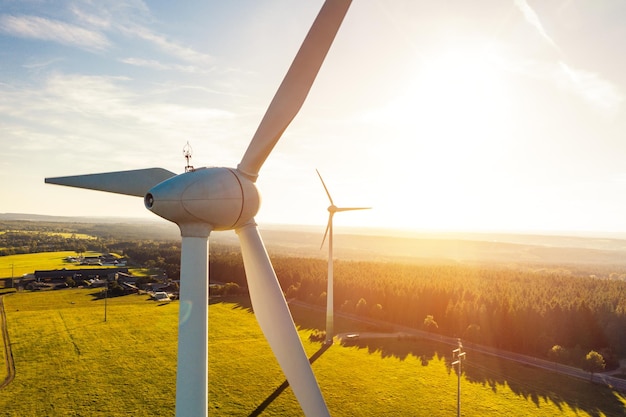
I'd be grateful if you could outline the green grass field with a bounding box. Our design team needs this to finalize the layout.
[1,289,177,416]
[0,290,625,416]
[0,251,107,278]
[0,251,153,282]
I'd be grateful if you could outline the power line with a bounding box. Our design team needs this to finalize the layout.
[452,339,466,417]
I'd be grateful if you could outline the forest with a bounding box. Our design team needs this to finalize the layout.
[210,252,626,369]
[2,220,626,369]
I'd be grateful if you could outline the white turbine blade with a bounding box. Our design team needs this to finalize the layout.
[236,222,330,417]
[45,168,176,197]
[237,0,352,180]
[176,235,209,417]
[316,169,335,205]
[336,206,371,212]
[320,213,333,250]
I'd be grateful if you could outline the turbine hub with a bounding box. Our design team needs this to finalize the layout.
[144,167,260,236]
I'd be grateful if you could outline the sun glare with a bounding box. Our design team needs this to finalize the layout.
[369,45,516,230]
[395,46,510,138]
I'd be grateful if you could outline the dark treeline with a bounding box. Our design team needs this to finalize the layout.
[0,220,178,256]
[3,223,626,368]
[0,230,109,256]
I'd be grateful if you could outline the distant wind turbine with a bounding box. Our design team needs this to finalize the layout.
[45,2,353,416]
[317,169,370,344]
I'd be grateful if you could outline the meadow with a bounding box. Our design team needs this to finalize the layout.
[1,289,624,416]
[0,251,105,278]
[0,252,155,285]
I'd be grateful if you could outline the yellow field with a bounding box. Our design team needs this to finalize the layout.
[0,251,113,278]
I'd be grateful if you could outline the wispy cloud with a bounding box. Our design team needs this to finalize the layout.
[1,3,211,68]
[22,58,64,70]
[502,58,622,115]
[0,73,237,158]
[69,0,150,29]
[514,0,560,51]
[69,6,113,30]
[513,0,623,116]
[0,14,110,51]
[120,57,174,71]
[119,24,212,66]
[556,64,623,115]
[69,1,212,66]
[119,57,206,74]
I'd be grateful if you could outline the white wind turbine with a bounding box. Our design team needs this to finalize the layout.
[45,2,353,416]
[317,169,370,344]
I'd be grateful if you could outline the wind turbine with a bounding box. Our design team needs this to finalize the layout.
[317,169,370,344]
[45,2,353,416]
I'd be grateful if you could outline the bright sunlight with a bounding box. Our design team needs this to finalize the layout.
[368,44,517,230]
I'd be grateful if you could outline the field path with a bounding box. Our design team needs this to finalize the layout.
[0,295,16,389]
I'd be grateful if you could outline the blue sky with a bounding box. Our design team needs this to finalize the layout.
[1,0,626,234]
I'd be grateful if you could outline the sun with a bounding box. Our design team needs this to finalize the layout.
[367,44,517,230]
[390,45,511,141]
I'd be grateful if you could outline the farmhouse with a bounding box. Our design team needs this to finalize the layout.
[78,253,127,266]
[116,271,136,284]
[34,267,129,283]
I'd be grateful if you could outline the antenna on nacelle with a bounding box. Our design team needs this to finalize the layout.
[183,141,194,172]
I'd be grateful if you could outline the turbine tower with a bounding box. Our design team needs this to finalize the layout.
[45,2,353,416]
[317,169,370,344]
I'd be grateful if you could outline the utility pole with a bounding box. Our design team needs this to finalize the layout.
[104,282,108,322]
[452,339,466,417]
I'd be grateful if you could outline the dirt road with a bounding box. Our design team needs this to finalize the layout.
[0,295,16,389]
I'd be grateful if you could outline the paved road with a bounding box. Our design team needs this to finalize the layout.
[289,299,626,393]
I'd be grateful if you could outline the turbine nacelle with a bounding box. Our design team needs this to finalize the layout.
[144,167,260,236]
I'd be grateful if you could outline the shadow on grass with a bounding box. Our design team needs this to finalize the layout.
[462,354,626,417]
[342,334,444,364]
[87,290,127,301]
[339,332,626,417]
[341,333,626,417]
[210,296,338,416]
[210,297,626,417]
[247,342,332,417]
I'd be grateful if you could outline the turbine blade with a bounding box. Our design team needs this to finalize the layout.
[237,0,352,180]
[336,207,371,212]
[320,213,333,250]
[236,222,330,417]
[316,169,334,205]
[176,235,209,417]
[45,168,176,197]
